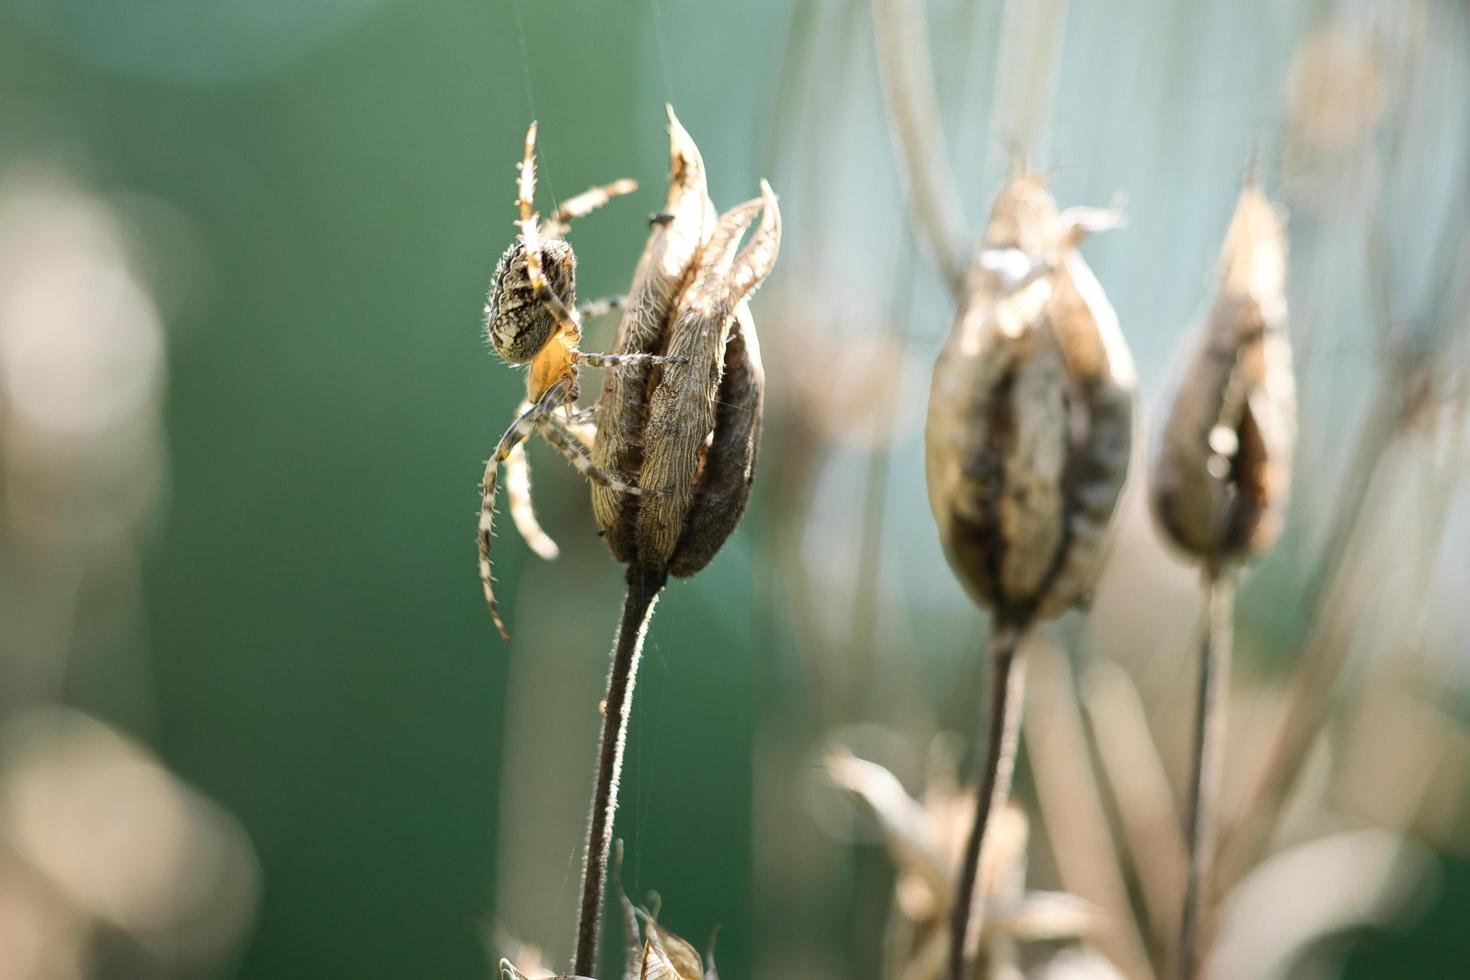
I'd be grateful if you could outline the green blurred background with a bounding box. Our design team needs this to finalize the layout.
[1,1,1467,978]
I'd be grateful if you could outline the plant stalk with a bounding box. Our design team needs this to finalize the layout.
[949,624,1027,980]
[1179,571,1233,980]
[871,0,971,300]
[572,564,667,977]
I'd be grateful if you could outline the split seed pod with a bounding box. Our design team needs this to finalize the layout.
[592,107,781,576]
[1152,178,1295,570]
[926,171,1136,626]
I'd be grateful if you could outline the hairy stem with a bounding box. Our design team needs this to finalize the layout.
[572,564,667,977]
[950,624,1027,980]
[1179,572,1233,980]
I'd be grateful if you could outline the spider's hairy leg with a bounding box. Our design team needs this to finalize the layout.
[542,180,638,237]
[516,123,584,343]
[578,295,627,320]
[524,243,583,341]
[515,121,540,227]
[479,378,573,641]
[538,412,650,496]
[572,350,687,369]
[560,405,597,447]
[505,439,560,562]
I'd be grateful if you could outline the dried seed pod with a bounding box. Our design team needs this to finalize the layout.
[1152,180,1295,569]
[925,172,1136,626]
[593,109,781,577]
[668,300,763,577]
[616,885,719,980]
[591,106,715,551]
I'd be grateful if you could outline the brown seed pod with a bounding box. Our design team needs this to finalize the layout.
[1152,180,1295,570]
[593,108,781,577]
[925,171,1136,627]
[591,107,715,550]
[617,888,720,980]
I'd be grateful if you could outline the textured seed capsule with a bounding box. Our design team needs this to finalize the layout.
[926,171,1135,625]
[1152,180,1295,569]
[592,107,781,577]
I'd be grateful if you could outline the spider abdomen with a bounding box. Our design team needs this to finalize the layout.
[485,239,576,363]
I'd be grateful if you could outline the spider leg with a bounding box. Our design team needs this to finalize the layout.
[542,180,638,237]
[577,295,627,320]
[557,404,597,447]
[572,350,687,369]
[538,411,647,496]
[515,122,540,228]
[480,378,573,640]
[505,438,560,561]
[516,122,586,345]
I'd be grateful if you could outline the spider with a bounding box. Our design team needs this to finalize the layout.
[479,122,681,641]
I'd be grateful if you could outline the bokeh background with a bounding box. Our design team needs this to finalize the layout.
[1,0,1467,978]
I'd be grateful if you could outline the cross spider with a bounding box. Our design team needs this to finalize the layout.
[479,122,681,640]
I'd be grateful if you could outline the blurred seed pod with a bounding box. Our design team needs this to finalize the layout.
[1152,179,1296,570]
[616,888,719,980]
[824,747,1106,980]
[925,171,1136,625]
[592,107,781,578]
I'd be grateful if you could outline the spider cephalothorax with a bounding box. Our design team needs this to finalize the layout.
[476,123,678,641]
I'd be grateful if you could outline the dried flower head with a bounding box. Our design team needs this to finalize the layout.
[825,746,1104,980]
[925,170,1136,626]
[1152,178,1296,571]
[592,107,781,578]
[617,888,720,980]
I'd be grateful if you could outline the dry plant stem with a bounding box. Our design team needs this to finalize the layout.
[1180,572,1233,980]
[950,625,1027,980]
[1029,647,1157,980]
[573,564,667,977]
[871,0,970,299]
[988,0,1069,173]
[1084,660,1187,961]
[1215,380,1400,888]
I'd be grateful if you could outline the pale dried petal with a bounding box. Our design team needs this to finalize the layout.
[824,750,951,899]
[1206,830,1434,980]
[650,923,704,980]
[984,890,1103,942]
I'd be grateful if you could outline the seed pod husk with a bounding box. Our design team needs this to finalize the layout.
[591,107,714,557]
[925,172,1135,625]
[668,300,763,577]
[1152,180,1295,569]
[593,108,781,577]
